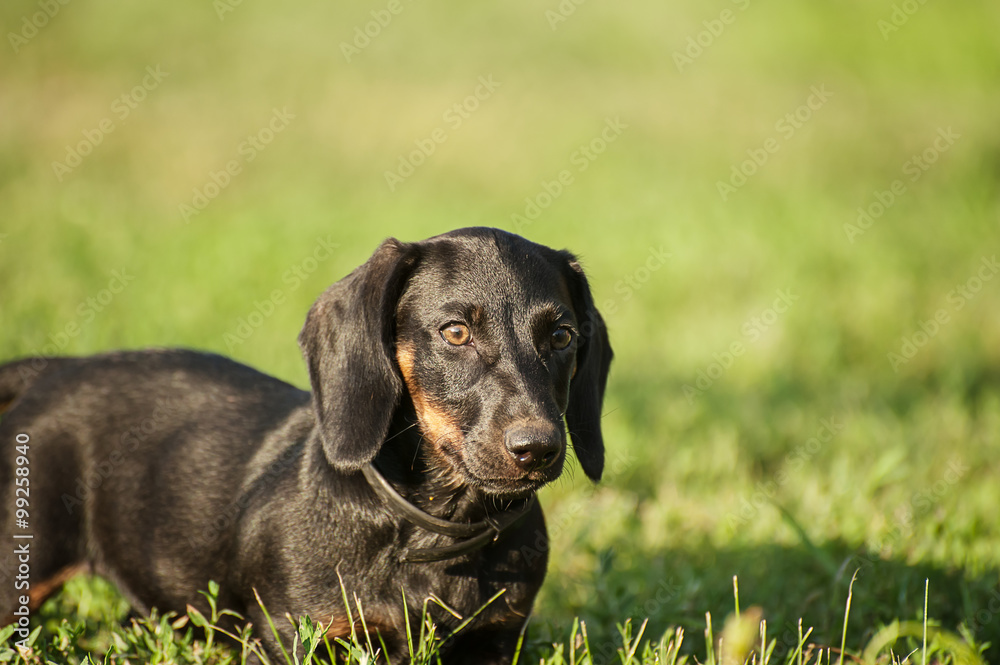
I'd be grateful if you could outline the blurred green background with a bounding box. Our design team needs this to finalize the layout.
[2,0,1000,659]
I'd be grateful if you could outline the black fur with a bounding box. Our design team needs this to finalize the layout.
[0,227,612,663]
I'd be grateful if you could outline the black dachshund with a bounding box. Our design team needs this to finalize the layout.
[0,227,612,663]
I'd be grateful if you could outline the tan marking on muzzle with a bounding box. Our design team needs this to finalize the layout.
[395,344,466,472]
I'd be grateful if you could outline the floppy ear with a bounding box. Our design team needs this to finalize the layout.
[561,254,613,481]
[298,238,419,472]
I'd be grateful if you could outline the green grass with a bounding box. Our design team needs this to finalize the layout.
[0,574,990,663]
[2,0,1000,662]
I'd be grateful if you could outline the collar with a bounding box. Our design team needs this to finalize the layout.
[361,463,536,564]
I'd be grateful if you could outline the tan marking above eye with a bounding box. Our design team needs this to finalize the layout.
[441,323,472,346]
[551,327,573,350]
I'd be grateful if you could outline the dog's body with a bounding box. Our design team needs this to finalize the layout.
[0,228,611,663]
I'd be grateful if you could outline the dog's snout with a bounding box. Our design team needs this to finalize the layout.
[504,423,561,472]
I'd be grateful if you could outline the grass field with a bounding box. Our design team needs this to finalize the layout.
[2,0,1000,662]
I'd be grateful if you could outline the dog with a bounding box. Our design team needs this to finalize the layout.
[0,227,612,663]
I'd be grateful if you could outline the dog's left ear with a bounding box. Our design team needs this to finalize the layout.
[299,238,419,472]
[559,252,613,481]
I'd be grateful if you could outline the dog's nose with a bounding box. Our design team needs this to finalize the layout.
[505,424,561,472]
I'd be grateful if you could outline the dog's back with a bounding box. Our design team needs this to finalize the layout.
[0,350,311,620]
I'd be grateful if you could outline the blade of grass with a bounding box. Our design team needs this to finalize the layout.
[760,619,768,665]
[569,617,580,665]
[442,588,506,637]
[254,588,292,665]
[838,570,857,665]
[353,592,377,658]
[581,621,593,664]
[733,576,740,620]
[620,618,648,664]
[510,617,528,665]
[922,579,929,665]
[705,612,715,665]
[401,587,415,660]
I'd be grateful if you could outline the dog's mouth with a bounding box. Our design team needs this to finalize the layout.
[460,455,565,499]
[424,431,565,498]
[478,476,549,499]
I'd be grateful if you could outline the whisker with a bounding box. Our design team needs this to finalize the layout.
[384,421,418,444]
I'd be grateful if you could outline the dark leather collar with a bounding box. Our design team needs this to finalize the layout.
[361,463,536,563]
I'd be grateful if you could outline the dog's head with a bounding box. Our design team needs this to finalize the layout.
[299,227,612,497]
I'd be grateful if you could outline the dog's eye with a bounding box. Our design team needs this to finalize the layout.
[551,327,573,351]
[441,324,472,346]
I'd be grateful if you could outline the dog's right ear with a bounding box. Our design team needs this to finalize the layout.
[559,253,613,482]
[299,238,419,472]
